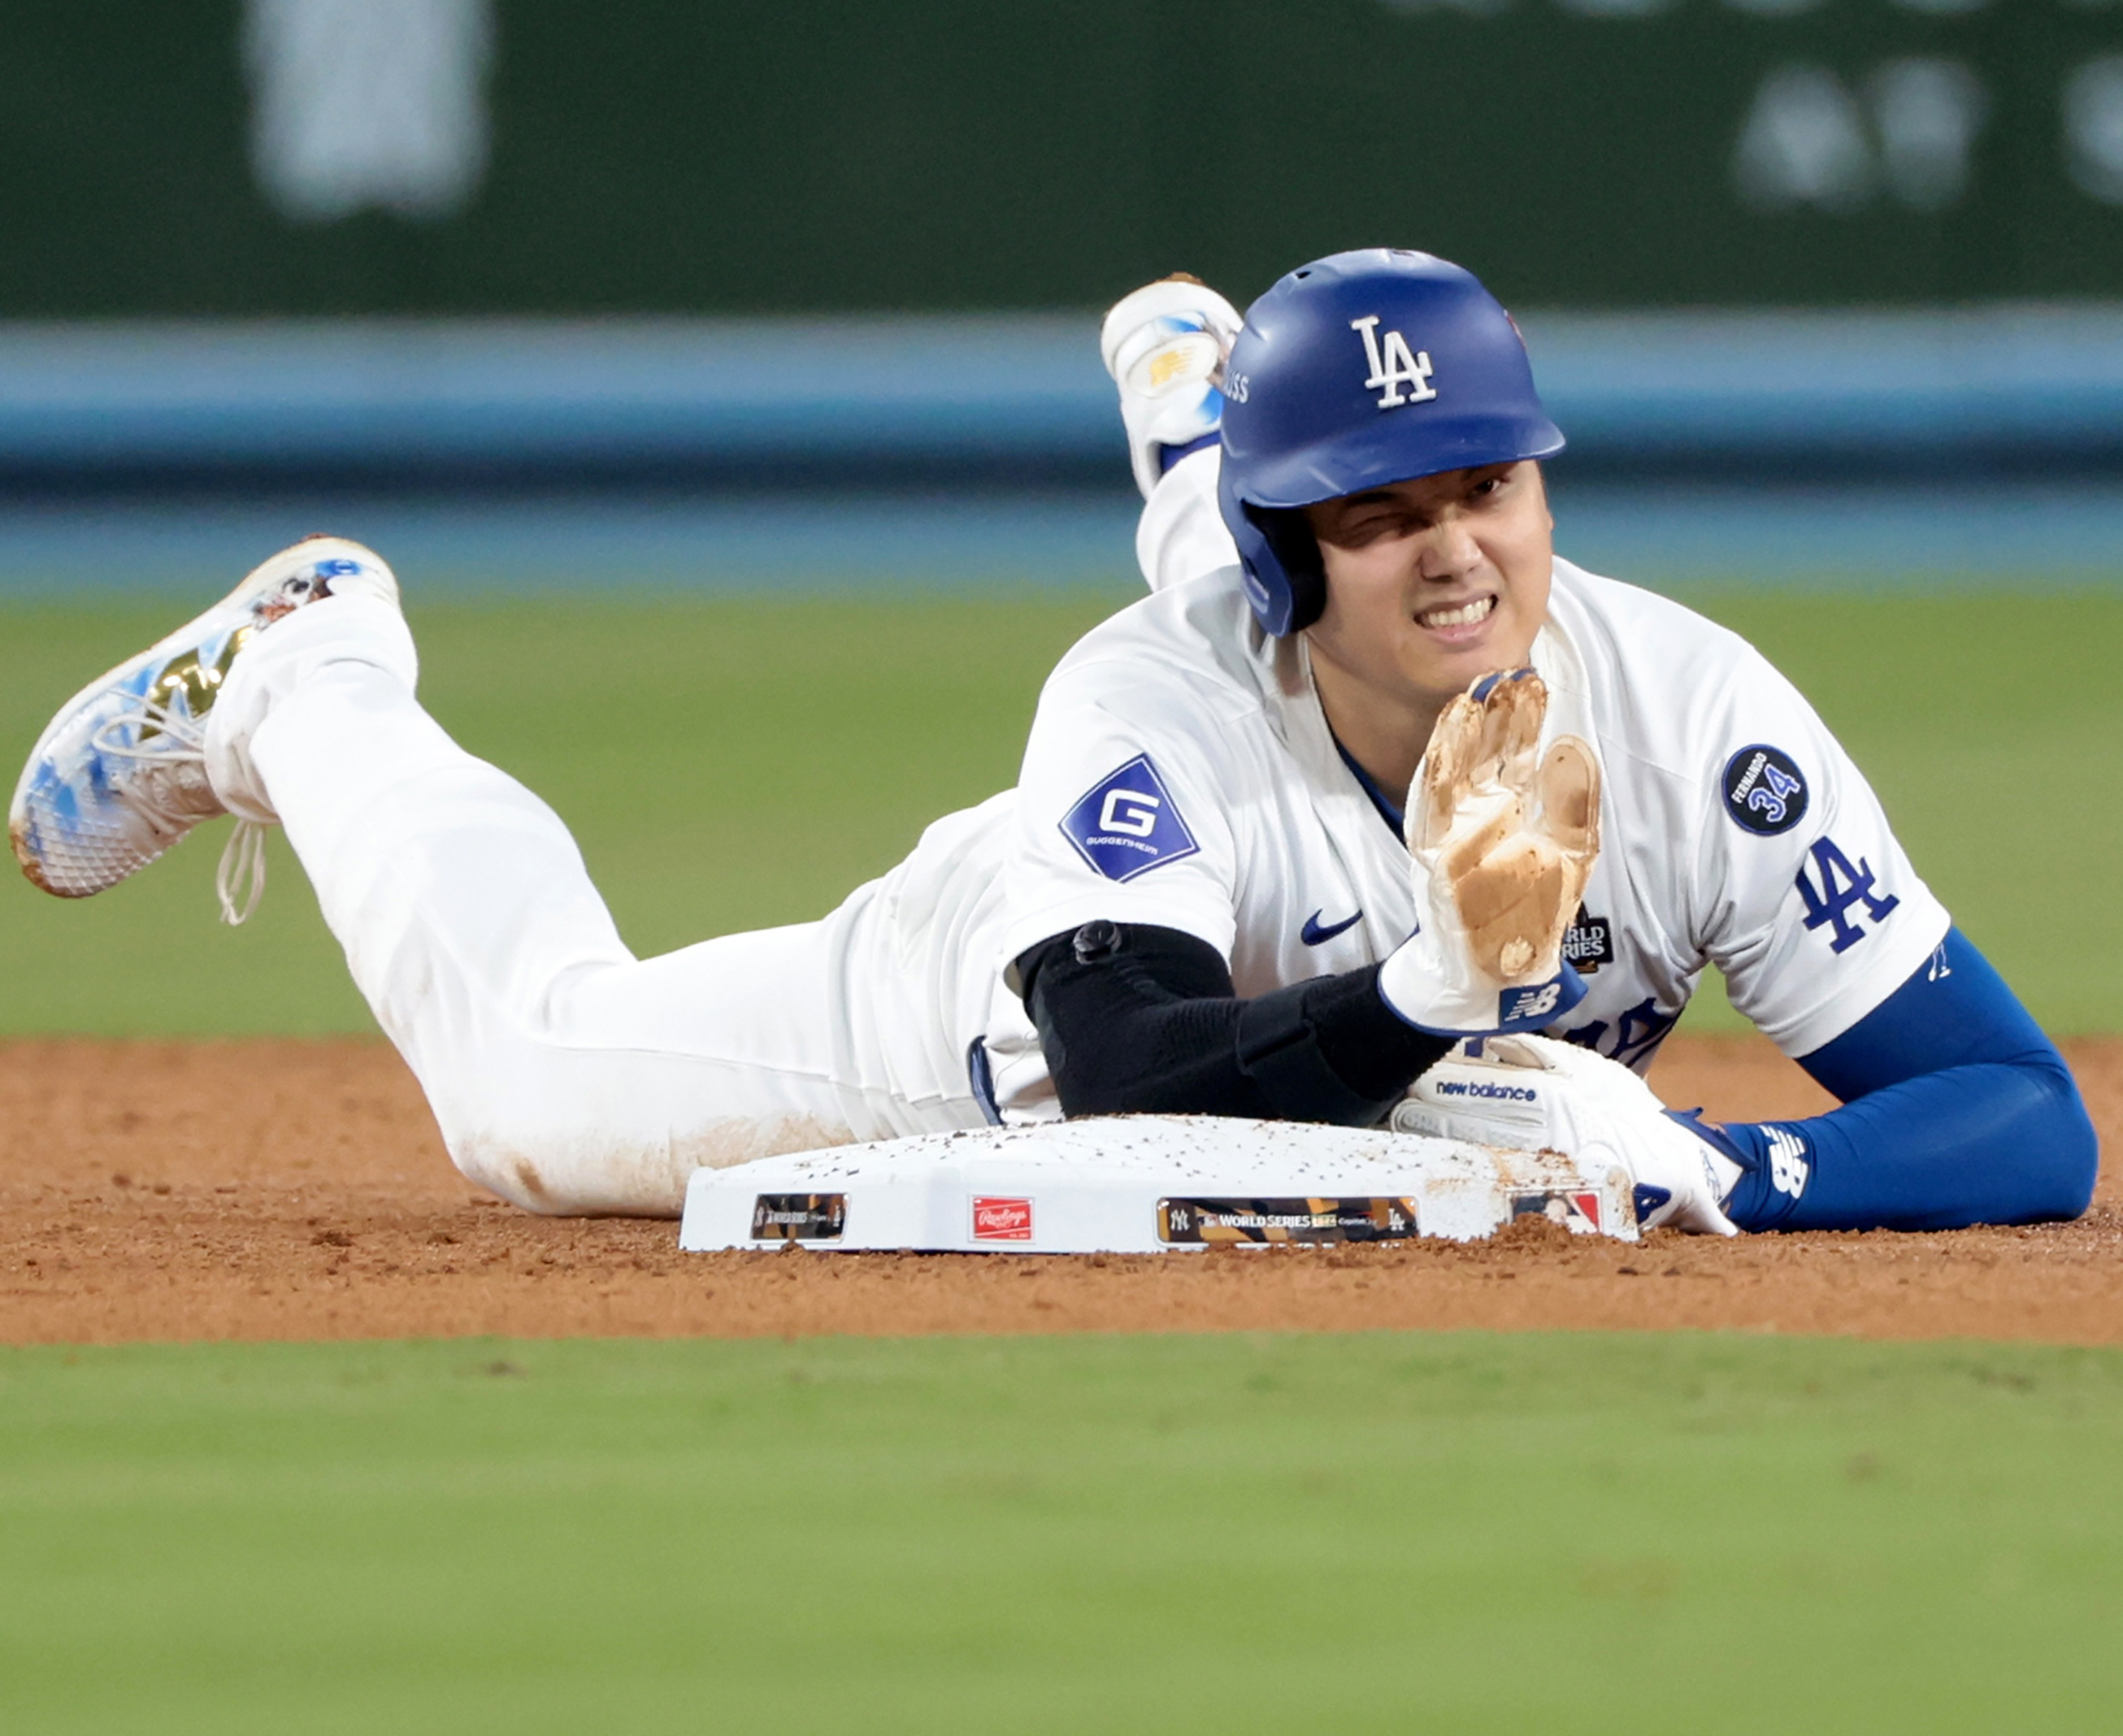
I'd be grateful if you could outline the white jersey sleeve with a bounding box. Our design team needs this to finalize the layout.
[1001,677,1244,969]
[1692,645,1950,1055]
[1134,444,1241,594]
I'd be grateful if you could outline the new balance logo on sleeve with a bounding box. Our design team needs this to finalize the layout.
[1433,1079,1540,1103]
[1765,1125,1811,1198]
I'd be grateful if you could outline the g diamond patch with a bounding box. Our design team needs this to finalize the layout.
[1059,754,1199,883]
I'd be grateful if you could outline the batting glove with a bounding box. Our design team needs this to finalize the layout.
[1391,1033,1744,1236]
[1377,668,1601,1037]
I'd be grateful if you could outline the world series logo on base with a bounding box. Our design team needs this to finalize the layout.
[1158,1196,1420,1244]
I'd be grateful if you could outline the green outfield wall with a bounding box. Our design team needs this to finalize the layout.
[8,1,2123,318]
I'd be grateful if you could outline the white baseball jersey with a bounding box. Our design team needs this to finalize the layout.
[969,553,1949,1122]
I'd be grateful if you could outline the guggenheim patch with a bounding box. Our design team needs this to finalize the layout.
[1060,753,1199,883]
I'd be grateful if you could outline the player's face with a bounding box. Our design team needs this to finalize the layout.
[1301,461,1553,712]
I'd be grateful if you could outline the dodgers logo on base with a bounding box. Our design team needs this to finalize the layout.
[1060,754,1200,883]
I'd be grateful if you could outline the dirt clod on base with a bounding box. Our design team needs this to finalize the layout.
[0,1033,2117,1345]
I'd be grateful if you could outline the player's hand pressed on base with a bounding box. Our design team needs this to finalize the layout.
[1392,1034,1743,1236]
[1378,668,1602,1035]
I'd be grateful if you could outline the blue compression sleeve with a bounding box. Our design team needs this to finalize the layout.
[1715,929,2097,1232]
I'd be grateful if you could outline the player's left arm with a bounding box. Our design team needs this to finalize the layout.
[1696,653,2096,1233]
[1710,928,2095,1232]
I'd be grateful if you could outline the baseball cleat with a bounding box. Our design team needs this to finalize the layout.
[8,536,398,924]
[1100,273,1243,500]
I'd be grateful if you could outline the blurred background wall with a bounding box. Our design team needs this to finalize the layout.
[11,0,2123,314]
[1,0,2120,590]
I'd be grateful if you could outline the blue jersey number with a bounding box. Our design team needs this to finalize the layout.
[1795,837,1899,954]
[1561,996,1679,1071]
[1749,760,1802,826]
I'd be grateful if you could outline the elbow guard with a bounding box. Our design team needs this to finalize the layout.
[1235,978,1423,1127]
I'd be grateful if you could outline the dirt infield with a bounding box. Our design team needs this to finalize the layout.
[1,1034,2117,1346]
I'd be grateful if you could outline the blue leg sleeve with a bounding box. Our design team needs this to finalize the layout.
[1716,929,2098,1233]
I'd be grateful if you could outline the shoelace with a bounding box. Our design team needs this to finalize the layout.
[90,690,269,926]
[214,820,268,926]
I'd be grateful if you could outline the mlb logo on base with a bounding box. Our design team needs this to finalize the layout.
[971,1195,1035,1242]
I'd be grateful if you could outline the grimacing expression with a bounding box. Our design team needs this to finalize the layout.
[1299,461,1553,711]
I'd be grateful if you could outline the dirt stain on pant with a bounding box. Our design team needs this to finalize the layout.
[462,1113,858,1217]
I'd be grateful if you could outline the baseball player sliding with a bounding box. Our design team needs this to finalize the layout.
[11,250,2095,1234]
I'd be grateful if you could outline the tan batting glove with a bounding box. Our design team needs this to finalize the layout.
[1376,667,1603,1035]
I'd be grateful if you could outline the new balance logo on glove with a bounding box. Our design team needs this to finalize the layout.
[1432,1079,1540,1103]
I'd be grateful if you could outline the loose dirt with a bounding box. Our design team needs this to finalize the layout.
[2,1035,2117,1346]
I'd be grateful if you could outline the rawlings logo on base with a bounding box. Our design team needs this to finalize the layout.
[971,1196,1035,1241]
[679,1114,1645,1256]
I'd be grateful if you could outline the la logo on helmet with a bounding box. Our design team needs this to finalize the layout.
[1350,314,1437,410]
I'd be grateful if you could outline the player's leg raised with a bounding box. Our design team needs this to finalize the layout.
[11,539,887,1217]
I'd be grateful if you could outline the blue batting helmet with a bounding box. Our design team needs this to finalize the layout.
[1216,248,1565,637]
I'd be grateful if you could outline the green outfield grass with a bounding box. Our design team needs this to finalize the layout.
[1,587,2116,1035]
[2,1330,2119,1735]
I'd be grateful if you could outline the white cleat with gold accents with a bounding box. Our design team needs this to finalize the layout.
[1099,273,1244,501]
[8,535,398,924]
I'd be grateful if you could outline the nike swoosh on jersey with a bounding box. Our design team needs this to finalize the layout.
[1301,909,1364,945]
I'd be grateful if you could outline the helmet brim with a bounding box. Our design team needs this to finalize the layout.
[1231,412,1566,510]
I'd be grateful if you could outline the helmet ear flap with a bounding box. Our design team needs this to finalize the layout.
[1223,467,1330,638]
[1257,509,1326,635]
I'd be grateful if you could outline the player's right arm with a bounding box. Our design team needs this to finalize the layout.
[1692,648,2095,1230]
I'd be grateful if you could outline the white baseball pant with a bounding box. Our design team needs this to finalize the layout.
[204,595,914,1217]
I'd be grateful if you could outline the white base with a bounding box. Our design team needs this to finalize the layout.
[678,1115,1640,1254]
